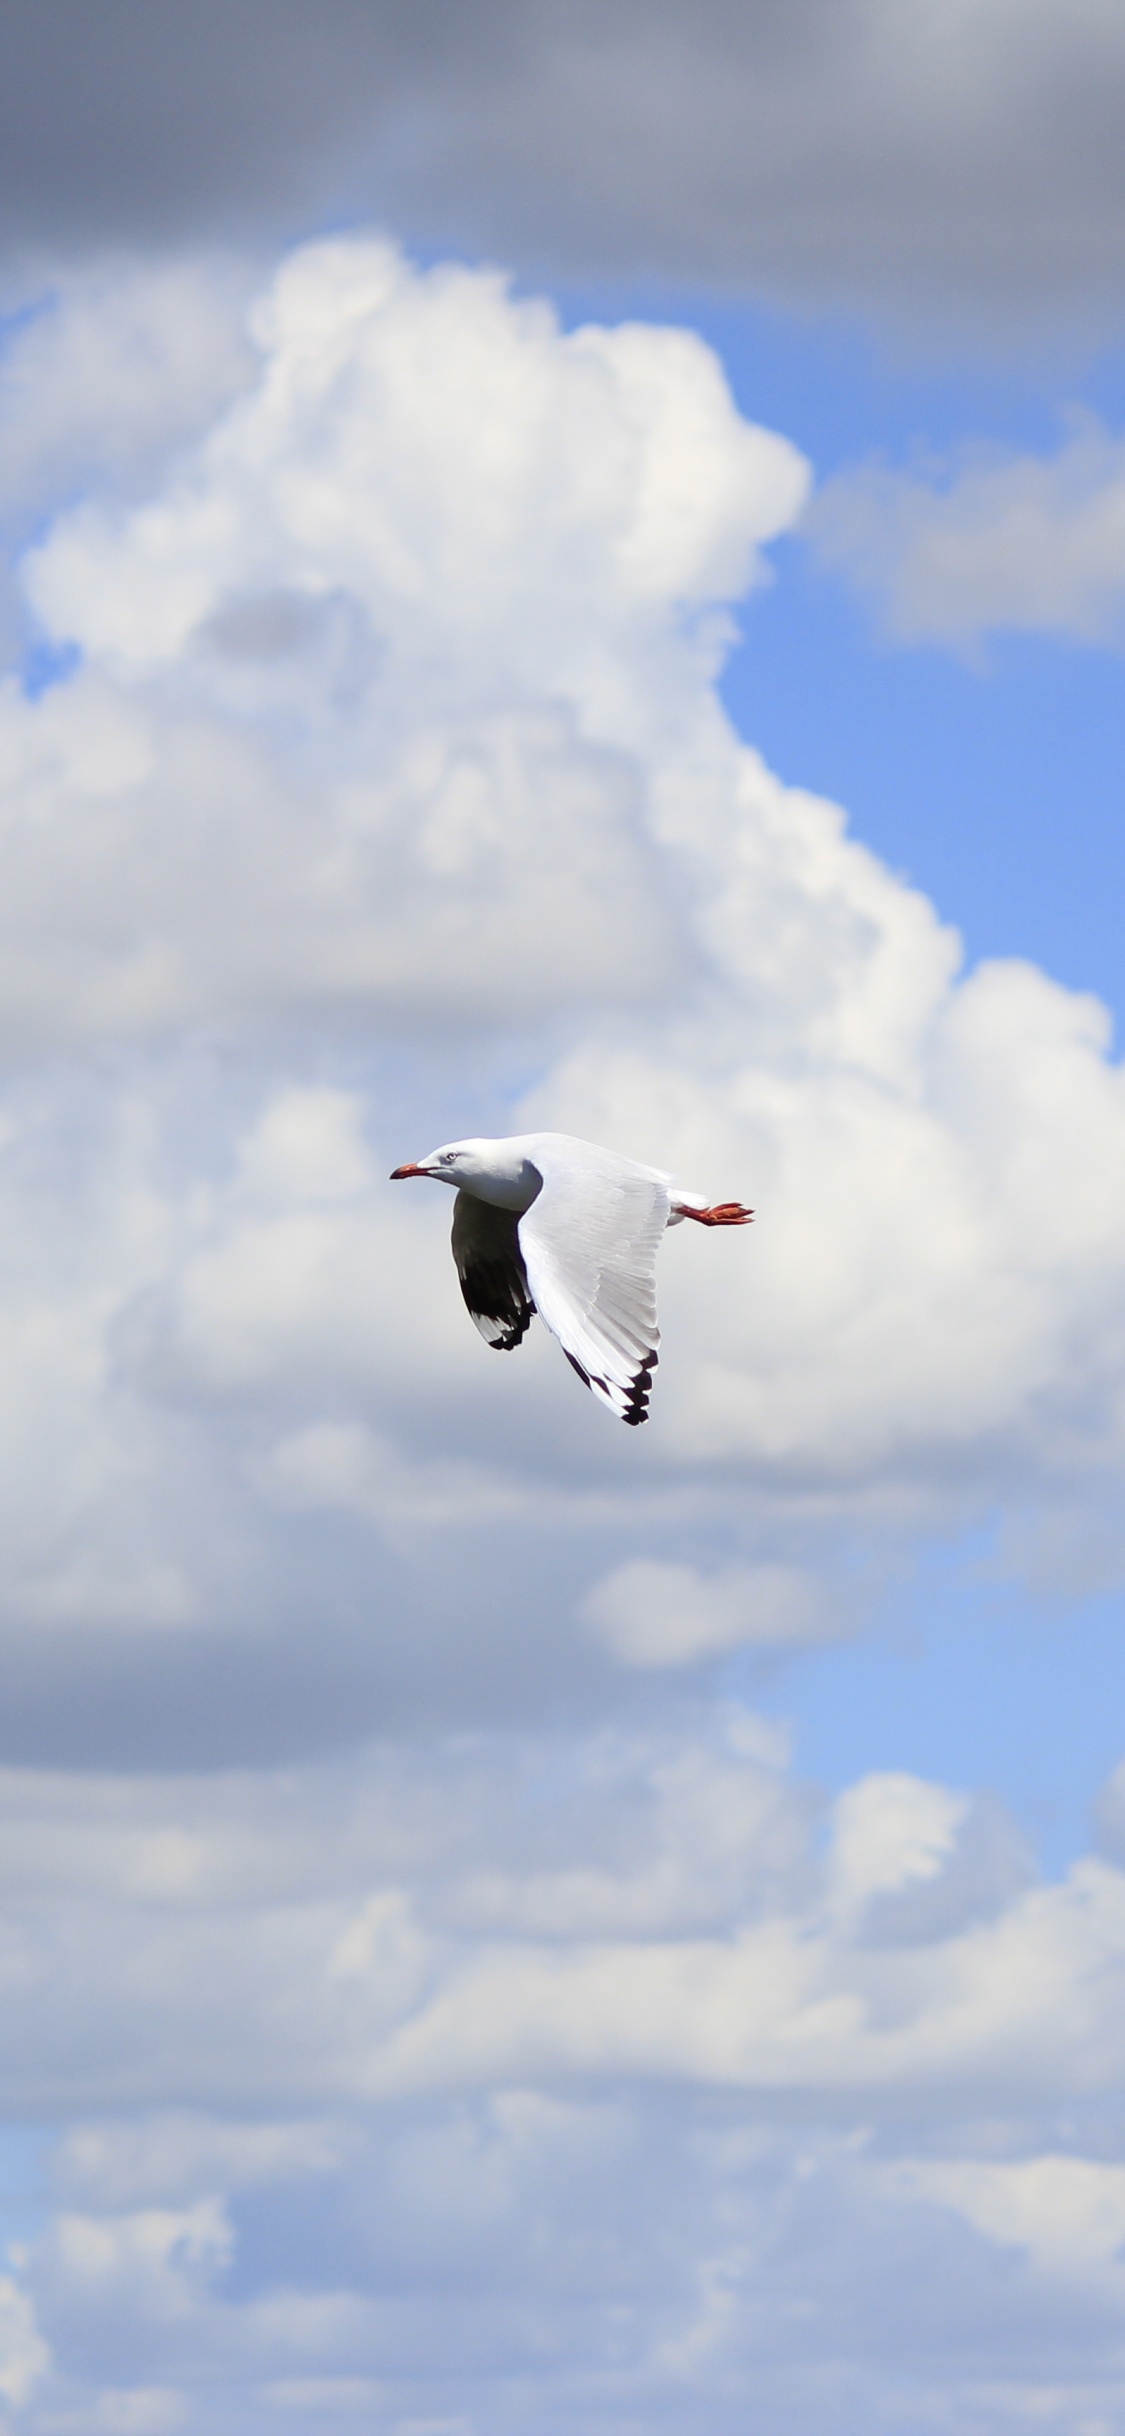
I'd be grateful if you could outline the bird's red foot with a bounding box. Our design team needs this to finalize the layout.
[681,1201,754,1226]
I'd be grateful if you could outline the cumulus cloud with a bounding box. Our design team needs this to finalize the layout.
[0,258,256,527]
[0,238,803,1045]
[0,231,1120,2429]
[810,417,1125,647]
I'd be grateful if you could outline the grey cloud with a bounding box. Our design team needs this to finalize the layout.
[4,2,1125,325]
[0,1474,630,1769]
[808,422,1125,649]
[0,0,497,249]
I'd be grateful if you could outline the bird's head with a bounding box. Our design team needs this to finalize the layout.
[390,1136,541,1212]
[389,1139,472,1187]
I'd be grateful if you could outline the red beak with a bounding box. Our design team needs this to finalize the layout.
[389,1162,427,1179]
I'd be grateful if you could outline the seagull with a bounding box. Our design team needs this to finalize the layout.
[390,1131,752,1425]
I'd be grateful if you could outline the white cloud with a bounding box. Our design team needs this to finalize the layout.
[580,1557,836,1664]
[0,240,804,1048]
[0,2274,49,2408]
[886,2154,1125,2283]
[25,237,805,686]
[0,260,256,530]
[828,1772,970,1918]
[810,418,1125,647]
[0,257,257,680]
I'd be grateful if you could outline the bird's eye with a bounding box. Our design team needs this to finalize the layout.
[439,1151,459,1166]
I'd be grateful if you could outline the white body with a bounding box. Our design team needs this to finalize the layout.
[411,1131,706,1220]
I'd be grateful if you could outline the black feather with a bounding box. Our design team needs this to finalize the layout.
[622,1350,657,1426]
[451,1192,535,1351]
[564,1345,657,1424]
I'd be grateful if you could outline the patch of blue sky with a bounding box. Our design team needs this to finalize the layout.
[735,1534,1125,1881]
[0,2125,50,2257]
[0,293,50,360]
[21,636,80,700]
[723,558,1125,1023]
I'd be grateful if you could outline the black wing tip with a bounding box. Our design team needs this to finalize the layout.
[487,1307,534,1352]
[565,1347,658,1425]
[623,1350,657,1426]
[454,1218,535,1352]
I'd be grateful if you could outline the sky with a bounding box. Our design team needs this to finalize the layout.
[1,4,1125,2431]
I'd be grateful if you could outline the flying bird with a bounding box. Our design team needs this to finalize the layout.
[390,1131,752,1425]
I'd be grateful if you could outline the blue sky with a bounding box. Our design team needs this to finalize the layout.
[2,7,1125,2432]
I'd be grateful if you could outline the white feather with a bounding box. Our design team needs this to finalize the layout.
[513,1135,670,1424]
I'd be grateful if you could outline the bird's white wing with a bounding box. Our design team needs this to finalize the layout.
[516,1140,671,1425]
